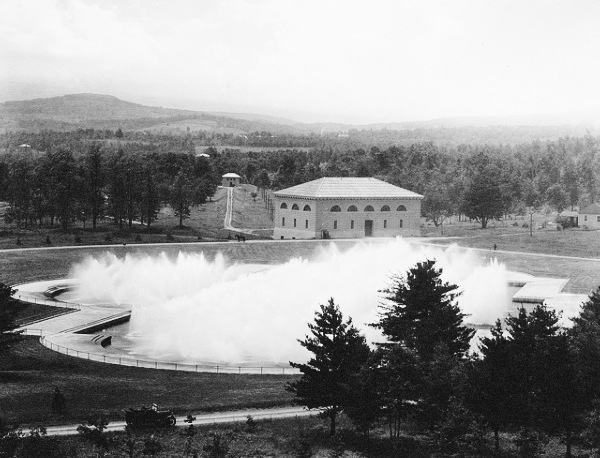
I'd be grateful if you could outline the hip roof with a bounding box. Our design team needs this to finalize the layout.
[274,177,423,199]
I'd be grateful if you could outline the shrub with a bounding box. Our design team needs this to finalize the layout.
[245,415,257,433]
[202,432,229,458]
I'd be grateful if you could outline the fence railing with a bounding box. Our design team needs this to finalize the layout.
[13,285,297,376]
[21,328,45,336]
[13,292,81,311]
[39,335,299,376]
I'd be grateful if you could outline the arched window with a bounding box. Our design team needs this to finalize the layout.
[292,204,299,210]
[347,205,358,212]
[280,203,288,209]
[397,205,406,211]
[364,205,374,212]
[330,205,341,212]
[381,205,391,212]
[303,205,311,211]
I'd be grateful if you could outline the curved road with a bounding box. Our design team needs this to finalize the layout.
[45,406,315,436]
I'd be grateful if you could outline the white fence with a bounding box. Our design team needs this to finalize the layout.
[39,335,299,376]
[14,285,298,376]
[13,291,81,311]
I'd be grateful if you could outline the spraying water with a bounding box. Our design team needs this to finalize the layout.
[69,239,509,365]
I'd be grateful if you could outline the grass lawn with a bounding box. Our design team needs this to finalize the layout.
[14,302,75,327]
[0,337,295,426]
[231,184,274,232]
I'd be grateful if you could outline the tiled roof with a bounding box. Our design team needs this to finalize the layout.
[579,203,600,215]
[274,178,423,199]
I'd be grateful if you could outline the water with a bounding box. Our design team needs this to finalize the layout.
[69,239,510,365]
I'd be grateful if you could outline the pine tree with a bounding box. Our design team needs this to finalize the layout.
[372,260,475,431]
[0,283,23,354]
[375,259,474,360]
[288,298,370,436]
[570,286,600,401]
[468,320,512,450]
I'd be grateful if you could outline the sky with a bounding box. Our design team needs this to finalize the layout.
[1,0,600,124]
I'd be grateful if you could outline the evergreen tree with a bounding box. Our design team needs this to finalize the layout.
[372,260,474,431]
[468,320,513,451]
[0,283,23,355]
[288,298,370,436]
[570,287,600,401]
[375,259,474,360]
[472,305,584,457]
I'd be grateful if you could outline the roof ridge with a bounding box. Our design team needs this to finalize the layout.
[316,177,325,194]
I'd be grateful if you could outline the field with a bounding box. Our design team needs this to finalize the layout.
[139,118,245,135]
[0,337,294,425]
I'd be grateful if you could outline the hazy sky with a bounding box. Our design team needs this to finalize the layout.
[1,0,600,123]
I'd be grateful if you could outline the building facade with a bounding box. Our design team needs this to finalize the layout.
[273,177,423,239]
[222,173,241,187]
[579,203,600,229]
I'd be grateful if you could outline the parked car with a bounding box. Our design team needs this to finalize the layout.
[124,404,176,428]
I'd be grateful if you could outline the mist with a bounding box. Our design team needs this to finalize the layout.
[69,239,510,365]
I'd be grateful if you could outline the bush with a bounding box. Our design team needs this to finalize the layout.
[433,400,489,456]
[166,233,175,241]
[134,234,142,242]
[245,415,257,433]
[202,432,229,458]
[522,223,529,228]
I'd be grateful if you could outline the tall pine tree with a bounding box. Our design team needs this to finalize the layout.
[375,259,474,360]
[288,298,370,436]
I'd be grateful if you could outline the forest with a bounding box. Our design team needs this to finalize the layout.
[0,128,597,232]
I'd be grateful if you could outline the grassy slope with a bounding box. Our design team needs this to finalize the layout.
[232,184,274,232]
[0,337,294,425]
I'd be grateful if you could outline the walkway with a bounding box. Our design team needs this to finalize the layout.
[45,406,316,436]
[222,186,269,236]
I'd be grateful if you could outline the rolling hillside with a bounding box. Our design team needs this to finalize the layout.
[2,93,600,144]
[0,93,304,134]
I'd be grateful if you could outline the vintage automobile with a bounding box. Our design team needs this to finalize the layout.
[124,404,176,428]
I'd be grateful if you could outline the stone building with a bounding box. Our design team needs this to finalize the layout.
[273,177,423,239]
[222,173,241,187]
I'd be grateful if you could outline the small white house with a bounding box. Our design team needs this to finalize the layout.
[222,173,241,187]
[579,203,600,229]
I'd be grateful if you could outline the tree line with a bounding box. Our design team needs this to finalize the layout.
[0,144,220,230]
[2,129,600,231]
[289,260,600,457]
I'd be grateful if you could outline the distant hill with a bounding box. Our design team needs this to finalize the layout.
[2,93,600,144]
[0,93,304,134]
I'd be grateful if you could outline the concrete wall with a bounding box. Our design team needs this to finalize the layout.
[273,196,421,239]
